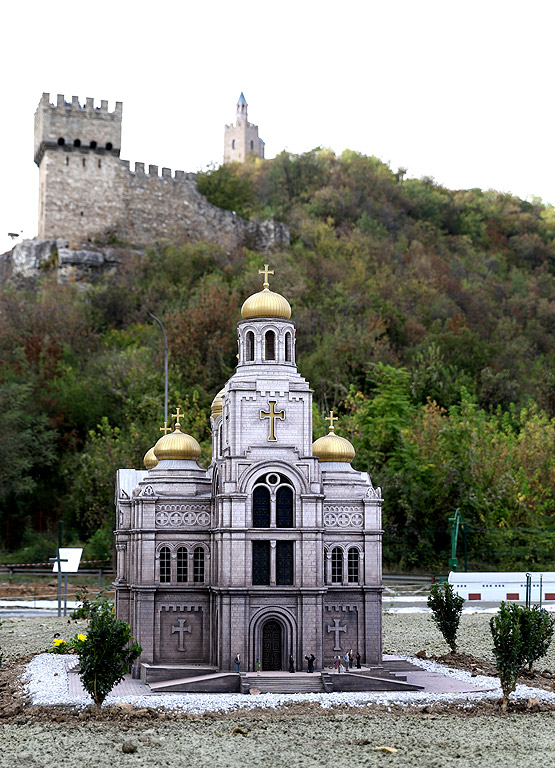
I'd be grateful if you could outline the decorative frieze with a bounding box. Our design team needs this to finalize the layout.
[155,504,211,528]
[323,506,363,528]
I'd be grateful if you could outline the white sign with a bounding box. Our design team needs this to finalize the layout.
[52,548,83,573]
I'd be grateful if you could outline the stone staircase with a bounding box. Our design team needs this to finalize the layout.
[241,673,326,694]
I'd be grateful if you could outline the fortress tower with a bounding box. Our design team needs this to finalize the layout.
[34,93,123,240]
[224,93,265,164]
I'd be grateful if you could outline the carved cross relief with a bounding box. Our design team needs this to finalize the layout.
[327,617,347,651]
[260,400,285,441]
[171,618,192,651]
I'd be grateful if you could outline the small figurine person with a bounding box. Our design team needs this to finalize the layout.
[256,657,261,675]
[348,649,354,668]
[304,653,316,673]
[333,655,339,673]
[234,653,240,673]
[289,654,295,673]
[356,651,361,669]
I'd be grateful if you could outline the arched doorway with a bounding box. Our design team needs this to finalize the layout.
[262,619,282,670]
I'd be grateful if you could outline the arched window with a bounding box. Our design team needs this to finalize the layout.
[265,330,275,360]
[57,137,65,146]
[331,547,343,584]
[232,139,236,149]
[90,140,97,149]
[246,331,255,361]
[73,139,81,147]
[253,486,270,527]
[348,548,359,583]
[193,546,205,583]
[177,547,188,583]
[250,140,254,150]
[285,332,292,362]
[276,486,293,528]
[106,142,113,150]
[159,546,171,583]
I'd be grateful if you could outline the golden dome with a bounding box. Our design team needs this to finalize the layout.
[153,427,201,462]
[312,412,355,463]
[211,389,225,419]
[241,287,291,320]
[143,446,159,469]
[241,264,291,320]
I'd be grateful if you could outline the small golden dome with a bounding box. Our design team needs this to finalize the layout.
[241,287,291,320]
[312,432,355,463]
[312,412,355,463]
[211,389,225,419]
[153,427,201,462]
[144,446,159,469]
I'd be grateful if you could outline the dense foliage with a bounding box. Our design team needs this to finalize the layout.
[427,582,465,652]
[2,148,555,570]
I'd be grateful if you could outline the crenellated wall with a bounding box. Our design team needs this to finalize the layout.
[34,94,288,253]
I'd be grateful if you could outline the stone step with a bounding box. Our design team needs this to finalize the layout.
[243,675,325,694]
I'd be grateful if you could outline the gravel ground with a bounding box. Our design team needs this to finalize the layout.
[2,612,555,767]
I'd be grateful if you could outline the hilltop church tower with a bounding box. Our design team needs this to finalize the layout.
[114,266,384,681]
[224,93,265,164]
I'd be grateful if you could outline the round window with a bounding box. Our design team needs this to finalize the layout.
[267,474,279,486]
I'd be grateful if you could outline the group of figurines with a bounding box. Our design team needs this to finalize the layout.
[333,650,361,673]
[233,652,360,674]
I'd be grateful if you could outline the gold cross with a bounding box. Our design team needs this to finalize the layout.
[172,407,184,428]
[258,264,274,289]
[325,410,338,432]
[160,421,171,435]
[260,401,285,441]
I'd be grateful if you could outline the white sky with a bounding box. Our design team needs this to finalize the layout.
[1,0,554,256]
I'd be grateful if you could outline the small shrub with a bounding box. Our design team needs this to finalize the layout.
[71,586,114,620]
[520,605,555,672]
[48,632,88,654]
[427,582,465,652]
[78,604,141,707]
[490,601,526,712]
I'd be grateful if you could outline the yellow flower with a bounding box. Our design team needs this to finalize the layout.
[77,634,87,642]
[53,638,65,646]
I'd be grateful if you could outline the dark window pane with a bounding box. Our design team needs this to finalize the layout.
[253,486,270,527]
[276,486,293,528]
[252,541,270,585]
[265,331,275,360]
[331,547,342,584]
[160,546,171,583]
[348,548,359,583]
[177,547,188,583]
[246,331,254,361]
[276,541,294,585]
[285,332,292,362]
[193,547,205,583]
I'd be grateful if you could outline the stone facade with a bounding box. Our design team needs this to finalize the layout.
[114,279,383,674]
[224,93,265,164]
[34,94,286,252]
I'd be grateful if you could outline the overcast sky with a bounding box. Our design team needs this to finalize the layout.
[1,0,553,256]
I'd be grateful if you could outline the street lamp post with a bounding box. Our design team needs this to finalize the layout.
[148,312,168,423]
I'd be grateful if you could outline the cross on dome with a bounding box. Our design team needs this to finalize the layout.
[160,422,171,435]
[325,411,338,433]
[259,263,274,289]
[172,407,184,428]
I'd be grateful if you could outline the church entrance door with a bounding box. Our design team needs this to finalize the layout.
[262,620,282,670]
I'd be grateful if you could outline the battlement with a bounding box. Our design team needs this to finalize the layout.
[34,93,122,165]
[122,160,196,181]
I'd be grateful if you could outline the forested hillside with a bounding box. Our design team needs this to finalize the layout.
[3,149,555,570]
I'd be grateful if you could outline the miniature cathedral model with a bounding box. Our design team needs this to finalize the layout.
[115,268,383,675]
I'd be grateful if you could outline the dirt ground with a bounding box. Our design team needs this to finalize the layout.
[2,613,555,767]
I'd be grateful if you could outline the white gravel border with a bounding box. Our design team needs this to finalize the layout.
[21,653,555,714]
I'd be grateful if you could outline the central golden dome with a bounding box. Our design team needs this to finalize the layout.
[240,263,291,320]
[153,426,201,462]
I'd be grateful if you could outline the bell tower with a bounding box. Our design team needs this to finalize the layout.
[223,92,265,164]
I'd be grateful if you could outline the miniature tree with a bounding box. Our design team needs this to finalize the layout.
[490,601,526,713]
[77,603,141,708]
[427,581,465,652]
[520,605,555,673]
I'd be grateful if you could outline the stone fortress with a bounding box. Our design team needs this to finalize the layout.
[33,92,286,253]
[1,94,288,283]
[114,267,416,694]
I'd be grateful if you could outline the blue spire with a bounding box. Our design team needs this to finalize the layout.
[237,92,247,105]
